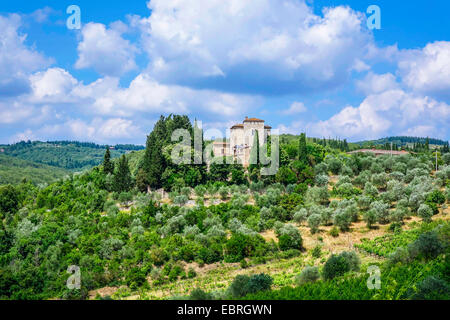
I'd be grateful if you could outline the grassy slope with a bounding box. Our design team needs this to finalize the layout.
[0,154,69,185]
[89,194,449,300]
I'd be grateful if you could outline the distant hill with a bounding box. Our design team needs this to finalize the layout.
[0,154,69,185]
[355,136,449,148]
[0,141,144,171]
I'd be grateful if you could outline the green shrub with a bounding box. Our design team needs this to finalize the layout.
[322,254,350,280]
[329,226,339,237]
[339,251,361,272]
[296,266,320,286]
[410,276,450,300]
[426,190,446,205]
[246,273,273,294]
[225,233,267,262]
[229,275,251,298]
[126,267,147,290]
[408,231,444,260]
[190,288,213,300]
[417,204,433,223]
[311,245,322,258]
[228,273,273,298]
[276,224,303,251]
[389,222,403,233]
[187,268,197,279]
[387,247,410,266]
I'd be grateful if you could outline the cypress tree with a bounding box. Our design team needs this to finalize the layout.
[114,155,132,193]
[142,116,167,190]
[299,133,308,165]
[113,155,132,192]
[103,147,114,175]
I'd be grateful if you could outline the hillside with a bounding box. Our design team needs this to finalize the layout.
[0,154,69,185]
[355,136,449,148]
[0,141,144,171]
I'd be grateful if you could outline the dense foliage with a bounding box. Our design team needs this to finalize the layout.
[0,154,69,185]
[0,141,142,170]
[1,114,449,300]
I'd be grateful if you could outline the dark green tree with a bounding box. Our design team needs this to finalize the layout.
[299,133,308,165]
[102,147,114,175]
[0,185,19,215]
[113,155,133,192]
[142,116,167,189]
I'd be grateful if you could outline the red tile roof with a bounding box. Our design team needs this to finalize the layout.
[243,117,265,122]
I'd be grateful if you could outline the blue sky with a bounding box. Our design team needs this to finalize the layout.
[0,0,449,145]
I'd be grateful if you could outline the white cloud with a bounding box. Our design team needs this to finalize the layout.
[37,117,143,143]
[0,101,34,124]
[136,0,373,94]
[71,73,260,119]
[0,14,51,97]
[355,72,398,95]
[30,7,55,23]
[30,68,78,102]
[307,89,450,140]
[398,41,450,99]
[282,102,307,115]
[75,22,138,76]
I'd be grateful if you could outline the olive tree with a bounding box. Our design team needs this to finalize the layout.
[296,266,320,286]
[372,173,388,190]
[293,208,308,224]
[333,209,352,232]
[364,182,379,198]
[307,214,322,234]
[363,209,377,228]
[315,174,329,187]
[370,200,390,224]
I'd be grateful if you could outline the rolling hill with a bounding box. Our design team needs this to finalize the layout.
[0,141,144,171]
[355,136,449,148]
[0,154,69,185]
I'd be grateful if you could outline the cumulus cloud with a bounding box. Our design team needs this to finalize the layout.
[355,72,398,95]
[0,14,51,97]
[75,22,138,76]
[70,73,260,119]
[398,41,450,100]
[282,102,307,115]
[307,89,450,140]
[30,68,78,102]
[0,101,34,124]
[35,117,143,143]
[135,0,373,94]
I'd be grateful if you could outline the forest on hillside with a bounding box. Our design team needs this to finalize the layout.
[0,154,69,185]
[0,141,144,171]
[0,115,449,300]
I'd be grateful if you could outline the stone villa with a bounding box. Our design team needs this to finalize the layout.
[213,117,272,166]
